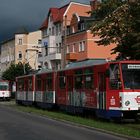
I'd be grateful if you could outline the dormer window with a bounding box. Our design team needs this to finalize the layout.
[78,22,85,31]
[80,22,85,31]
[72,26,75,33]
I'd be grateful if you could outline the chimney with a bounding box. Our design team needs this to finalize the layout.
[90,0,100,11]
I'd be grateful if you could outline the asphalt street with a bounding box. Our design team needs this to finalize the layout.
[0,104,134,140]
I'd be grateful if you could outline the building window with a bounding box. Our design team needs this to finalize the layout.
[59,24,61,34]
[79,42,82,52]
[49,28,51,35]
[18,38,22,45]
[56,24,58,36]
[52,27,55,35]
[79,41,85,52]
[18,51,22,60]
[67,45,70,54]
[72,26,75,33]
[42,29,47,37]
[38,39,42,44]
[72,44,75,53]
[58,43,61,53]
[80,22,85,31]
[67,26,71,35]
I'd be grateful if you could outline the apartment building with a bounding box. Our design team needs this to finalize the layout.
[0,28,41,75]
[15,28,42,70]
[65,13,117,64]
[39,2,91,69]
[65,0,117,64]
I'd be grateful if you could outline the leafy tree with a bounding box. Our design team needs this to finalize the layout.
[2,62,32,81]
[90,0,140,60]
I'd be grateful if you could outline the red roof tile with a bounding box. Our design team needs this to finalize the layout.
[40,4,68,30]
[39,18,48,30]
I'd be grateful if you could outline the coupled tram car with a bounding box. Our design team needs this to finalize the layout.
[0,80,11,100]
[16,60,140,121]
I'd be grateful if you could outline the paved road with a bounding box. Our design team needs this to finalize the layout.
[0,104,135,140]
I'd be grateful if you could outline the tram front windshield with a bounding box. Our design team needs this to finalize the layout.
[122,64,140,89]
[0,82,9,91]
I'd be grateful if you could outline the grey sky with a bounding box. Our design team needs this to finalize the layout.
[0,0,90,42]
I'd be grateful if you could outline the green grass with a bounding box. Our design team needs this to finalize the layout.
[9,103,140,139]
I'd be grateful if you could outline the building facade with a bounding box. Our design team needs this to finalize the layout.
[39,2,91,69]
[0,29,41,76]
[15,30,42,70]
[0,38,15,76]
[65,13,117,65]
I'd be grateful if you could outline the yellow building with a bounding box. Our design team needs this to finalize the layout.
[0,28,41,76]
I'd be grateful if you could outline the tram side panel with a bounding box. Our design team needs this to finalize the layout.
[57,66,99,114]
[56,71,68,111]
[16,75,35,105]
[35,72,56,109]
[16,77,26,104]
[26,75,35,105]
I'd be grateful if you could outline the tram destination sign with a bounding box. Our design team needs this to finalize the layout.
[128,64,140,69]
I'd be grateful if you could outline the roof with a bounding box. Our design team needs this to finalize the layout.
[0,37,15,45]
[15,27,28,34]
[40,4,69,30]
[65,59,107,69]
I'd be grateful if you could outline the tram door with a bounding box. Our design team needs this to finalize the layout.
[98,73,106,109]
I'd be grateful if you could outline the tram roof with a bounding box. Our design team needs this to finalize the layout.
[65,59,107,70]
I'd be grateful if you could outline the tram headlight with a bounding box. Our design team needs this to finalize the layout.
[125,100,130,106]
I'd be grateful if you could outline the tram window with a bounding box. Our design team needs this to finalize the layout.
[84,68,93,89]
[36,76,42,91]
[75,76,83,89]
[28,78,32,91]
[59,76,66,89]
[47,77,53,90]
[85,75,93,89]
[75,69,83,89]
[122,64,140,89]
[0,83,9,91]
[44,80,47,90]
[59,72,66,89]
[109,64,122,90]
[18,79,24,91]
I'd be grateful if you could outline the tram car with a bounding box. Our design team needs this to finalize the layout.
[16,60,140,120]
[0,80,11,100]
[34,70,56,109]
[16,74,35,105]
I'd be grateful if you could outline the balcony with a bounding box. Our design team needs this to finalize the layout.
[46,53,61,61]
[66,53,77,60]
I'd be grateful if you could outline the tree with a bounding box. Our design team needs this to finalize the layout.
[2,62,32,81]
[90,0,140,60]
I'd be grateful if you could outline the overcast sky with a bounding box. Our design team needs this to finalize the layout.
[0,0,90,42]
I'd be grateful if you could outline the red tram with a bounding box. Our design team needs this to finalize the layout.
[16,74,35,105]
[16,60,140,120]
